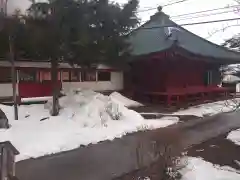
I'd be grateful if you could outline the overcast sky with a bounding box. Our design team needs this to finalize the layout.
[6,0,240,45]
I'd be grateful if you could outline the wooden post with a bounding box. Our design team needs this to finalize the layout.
[0,141,19,180]
[0,147,8,180]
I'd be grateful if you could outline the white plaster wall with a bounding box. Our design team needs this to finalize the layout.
[0,84,13,97]
[111,72,123,90]
[236,83,240,93]
[62,72,123,92]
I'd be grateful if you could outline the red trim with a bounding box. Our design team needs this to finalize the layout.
[18,82,62,98]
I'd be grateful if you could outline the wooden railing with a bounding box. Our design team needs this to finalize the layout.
[0,141,19,180]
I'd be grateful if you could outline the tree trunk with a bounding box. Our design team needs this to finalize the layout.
[51,58,59,116]
[9,36,18,120]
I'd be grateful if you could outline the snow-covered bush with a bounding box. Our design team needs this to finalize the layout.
[105,101,122,121]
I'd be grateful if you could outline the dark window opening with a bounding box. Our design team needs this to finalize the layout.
[70,71,80,82]
[98,71,111,81]
[0,68,12,83]
[81,71,96,82]
[40,71,51,83]
[19,69,37,82]
[62,70,70,82]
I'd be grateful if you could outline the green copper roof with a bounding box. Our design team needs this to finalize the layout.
[129,11,240,63]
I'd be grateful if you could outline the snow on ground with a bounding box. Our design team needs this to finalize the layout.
[227,129,240,146]
[152,116,180,122]
[144,117,179,127]
[180,157,240,180]
[173,99,240,117]
[0,90,177,162]
[110,92,143,107]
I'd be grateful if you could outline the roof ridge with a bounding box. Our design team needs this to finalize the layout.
[128,11,169,36]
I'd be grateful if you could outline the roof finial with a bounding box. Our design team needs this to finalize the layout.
[157,6,163,12]
[150,5,169,20]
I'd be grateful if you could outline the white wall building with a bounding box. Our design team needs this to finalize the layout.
[0,61,124,98]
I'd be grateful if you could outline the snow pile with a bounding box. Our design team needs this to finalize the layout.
[0,90,178,162]
[51,89,134,127]
[180,157,240,180]
[223,64,240,75]
[110,92,143,107]
[173,99,240,117]
[223,75,240,83]
[227,129,240,146]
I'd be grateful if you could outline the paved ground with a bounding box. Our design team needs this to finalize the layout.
[16,110,240,180]
[115,133,240,180]
[188,132,240,170]
[115,111,240,180]
[179,111,240,148]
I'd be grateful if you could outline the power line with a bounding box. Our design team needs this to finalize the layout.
[138,5,240,25]
[163,0,189,7]
[111,0,184,9]
[136,3,239,16]
[140,17,240,30]
[108,0,239,16]
[172,9,238,21]
[136,0,190,13]
[171,4,240,18]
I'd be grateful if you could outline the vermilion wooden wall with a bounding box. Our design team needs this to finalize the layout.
[18,82,62,98]
[130,58,168,92]
[165,58,206,89]
[128,52,219,93]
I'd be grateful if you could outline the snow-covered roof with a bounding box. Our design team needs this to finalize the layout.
[0,61,116,70]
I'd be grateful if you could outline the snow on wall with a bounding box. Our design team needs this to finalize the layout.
[62,72,123,92]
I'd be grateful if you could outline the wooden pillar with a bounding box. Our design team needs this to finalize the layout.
[0,146,8,180]
[0,142,19,180]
